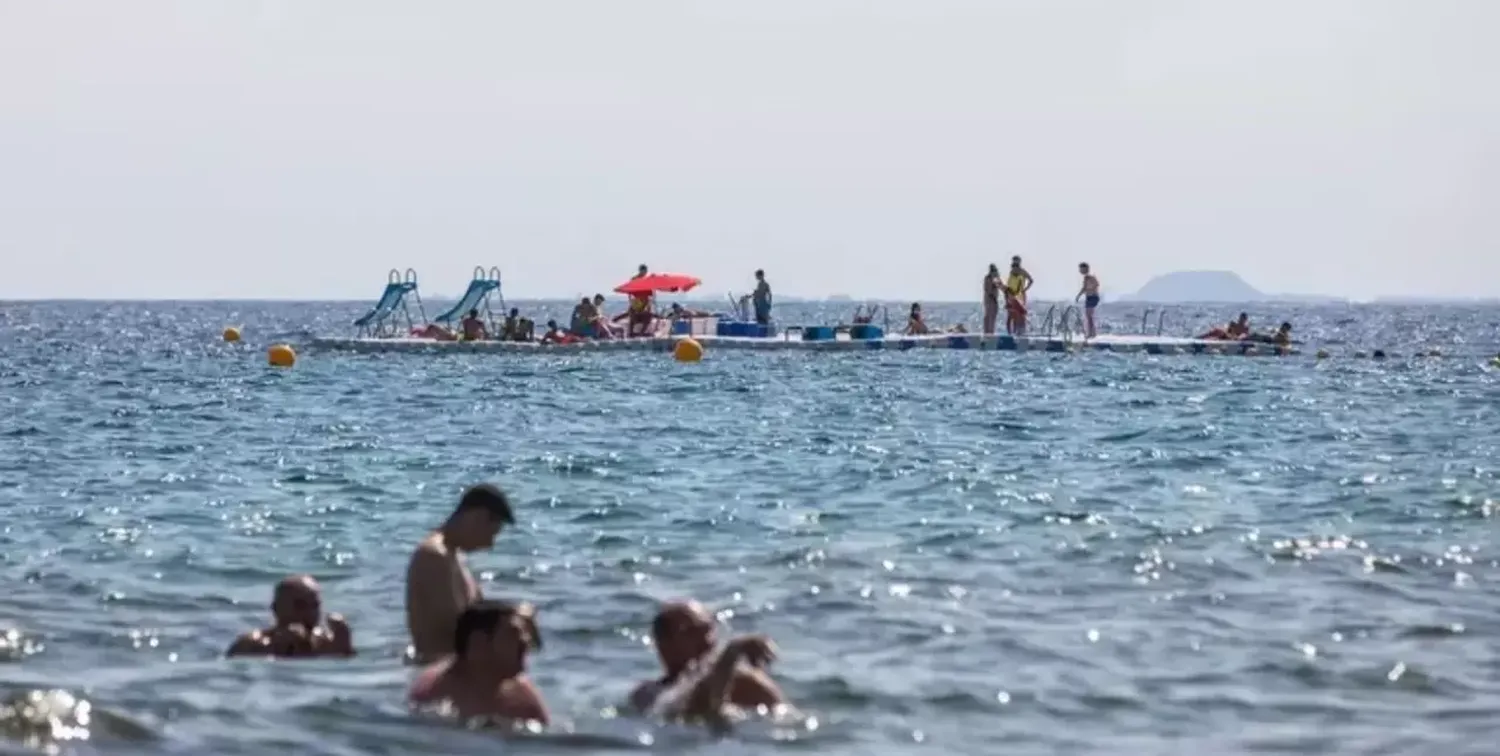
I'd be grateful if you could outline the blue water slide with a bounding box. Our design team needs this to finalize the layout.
[354,269,420,329]
[433,267,503,323]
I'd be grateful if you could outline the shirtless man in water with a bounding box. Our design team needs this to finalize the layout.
[630,600,786,726]
[226,575,355,658]
[406,483,515,663]
[409,600,548,724]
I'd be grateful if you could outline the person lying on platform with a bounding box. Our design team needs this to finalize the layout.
[414,323,457,341]
[1244,322,1293,346]
[1197,313,1251,340]
[541,320,582,345]
[227,575,355,659]
[461,309,488,341]
[905,302,932,335]
[667,303,713,320]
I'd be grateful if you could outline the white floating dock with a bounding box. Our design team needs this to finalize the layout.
[306,333,1296,356]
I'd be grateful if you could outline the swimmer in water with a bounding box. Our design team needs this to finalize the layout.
[630,600,785,726]
[406,484,515,664]
[226,575,355,659]
[409,600,548,724]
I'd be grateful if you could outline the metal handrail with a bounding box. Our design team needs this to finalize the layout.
[1058,305,1084,344]
[1038,304,1059,337]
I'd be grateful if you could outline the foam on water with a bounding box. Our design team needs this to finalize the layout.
[3,299,1500,755]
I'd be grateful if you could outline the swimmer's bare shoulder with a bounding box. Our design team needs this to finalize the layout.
[502,678,550,724]
[406,534,466,659]
[226,630,270,657]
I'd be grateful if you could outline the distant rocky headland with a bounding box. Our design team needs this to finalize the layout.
[1124,271,1348,304]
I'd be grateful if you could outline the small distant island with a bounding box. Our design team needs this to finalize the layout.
[1123,271,1347,305]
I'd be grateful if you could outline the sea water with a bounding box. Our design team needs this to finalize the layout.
[3,300,1500,756]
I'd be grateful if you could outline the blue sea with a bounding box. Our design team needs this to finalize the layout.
[3,299,1500,756]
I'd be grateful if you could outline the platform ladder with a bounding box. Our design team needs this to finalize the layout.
[359,268,427,339]
[476,266,507,336]
[1137,307,1169,336]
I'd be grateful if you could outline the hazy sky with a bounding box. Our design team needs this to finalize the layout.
[2,1,1495,301]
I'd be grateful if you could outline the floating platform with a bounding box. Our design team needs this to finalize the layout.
[306,333,1297,356]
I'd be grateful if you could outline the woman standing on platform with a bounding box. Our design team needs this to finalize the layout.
[982,264,1002,335]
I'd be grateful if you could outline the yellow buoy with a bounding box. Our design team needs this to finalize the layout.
[223,326,242,343]
[673,338,704,363]
[267,343,296,368]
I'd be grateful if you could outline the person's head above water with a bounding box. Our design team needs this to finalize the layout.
[1279,322,1292,333]
[442,483,514,552]
[651,600,717,672]
[1237,312,1249,323]
[546,319,559,330]
[271,574,323,629]
[910,302,922,315]
[453,599,540,676]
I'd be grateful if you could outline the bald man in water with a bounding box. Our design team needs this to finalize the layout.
[630,600,786,721]
[226,575,355,658]
[406,483,516,662]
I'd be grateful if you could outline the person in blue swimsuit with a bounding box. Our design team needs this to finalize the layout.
[1075,262,1101,340]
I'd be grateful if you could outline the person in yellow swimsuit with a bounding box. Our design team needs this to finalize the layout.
[1006,256,1033,335]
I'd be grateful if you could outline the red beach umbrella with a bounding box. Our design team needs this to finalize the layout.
[613,273,702,296]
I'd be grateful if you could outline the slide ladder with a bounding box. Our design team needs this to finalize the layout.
[432,266,506,333]
[355,268,425,337]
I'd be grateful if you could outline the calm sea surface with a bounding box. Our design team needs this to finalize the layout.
[3,299,1500,755]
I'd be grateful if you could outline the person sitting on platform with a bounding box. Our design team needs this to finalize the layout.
[570,297,597,337]
[461,309,489,341]
[501,308,522,341]
[541,319,581,345]
[905,302,932,335]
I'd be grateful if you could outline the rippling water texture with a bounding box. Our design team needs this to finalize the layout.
[4,300,1500,755]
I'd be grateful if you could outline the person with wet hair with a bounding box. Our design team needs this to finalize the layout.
[406,484,516,663]
[630,599,785,727]
[226,575,354,659]
[408,599,548,723]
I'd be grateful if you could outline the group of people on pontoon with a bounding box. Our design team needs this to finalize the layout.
[1197,312,1294,346]
[225,484,792,732]
[978,257,1103,340]
[412,308,540,343]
